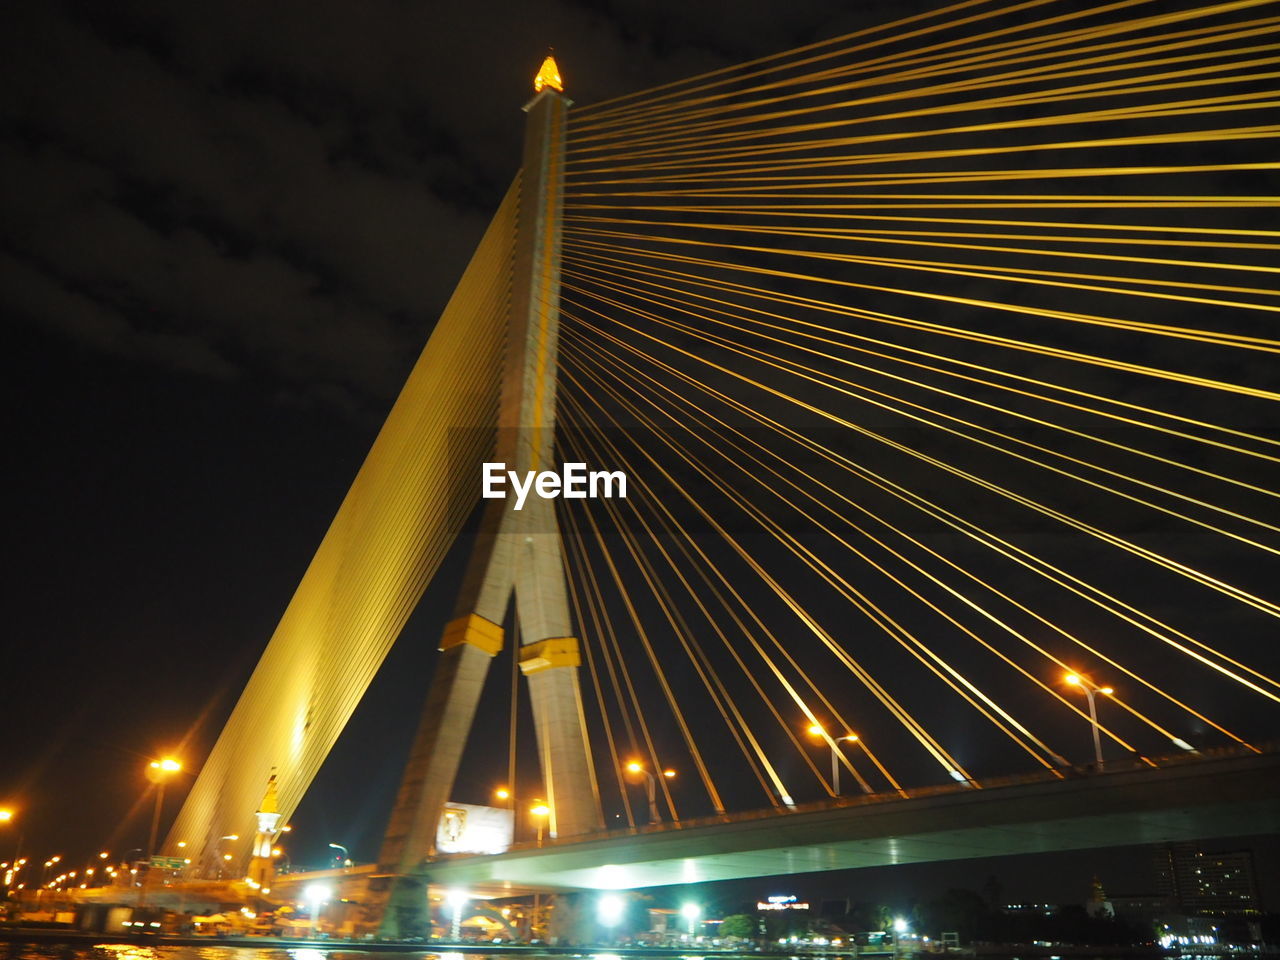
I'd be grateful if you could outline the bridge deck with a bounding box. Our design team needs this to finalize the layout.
[415,749,1279,894]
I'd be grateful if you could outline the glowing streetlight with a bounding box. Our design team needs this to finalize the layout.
[529,802,551,846]
[328,843,350,868]
[598,893,624,930]
[1064,673,1112,769]
[806,723,865,795]
[305,883,332,939]
[447,888,469,941]
[625,761,674,825]
[0,810,21,882]
[680,902,701,936]
[145,757,182,861]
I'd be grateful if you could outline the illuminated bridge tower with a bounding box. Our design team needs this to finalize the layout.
[372,56,603,938]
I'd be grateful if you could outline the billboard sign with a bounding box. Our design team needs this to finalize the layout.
[436,802,515,855]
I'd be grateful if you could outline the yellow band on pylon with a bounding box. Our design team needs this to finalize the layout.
[518,637,580,674]
[439,614,504,657]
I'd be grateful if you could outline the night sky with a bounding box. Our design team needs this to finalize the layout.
[2,0,1277,913]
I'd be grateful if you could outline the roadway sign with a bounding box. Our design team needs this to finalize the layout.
[150,856,186,870]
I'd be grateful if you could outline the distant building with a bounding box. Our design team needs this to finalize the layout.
[1001,903,1057,916]
[1154,842,1260,915]
[1109,893,1175,933]
[1085,876,1115,919]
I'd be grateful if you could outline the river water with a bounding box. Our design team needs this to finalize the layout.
[0,948,747,960]
[2,949,803,960]
[0,948,621,960]
[0,948,580,959]
[0,948,1245,960]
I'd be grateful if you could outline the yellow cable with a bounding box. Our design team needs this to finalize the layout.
[563,305,1280,703]
[568,235,1280,401]
[563,246,1280,458]
[563,322,1243,753]
[561,528,637,828]
[561,381,900,795]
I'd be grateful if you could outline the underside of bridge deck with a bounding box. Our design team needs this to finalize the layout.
[416,750,1279,894]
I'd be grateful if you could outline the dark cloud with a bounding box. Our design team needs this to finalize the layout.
[2,0,866,410]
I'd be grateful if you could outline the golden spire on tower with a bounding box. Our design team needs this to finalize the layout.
[534,55,563,93]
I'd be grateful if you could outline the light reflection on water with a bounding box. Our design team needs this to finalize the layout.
[0,948,754,960]
[0,948,1244,960]
[0,950,753,960]
[0,948,846,960]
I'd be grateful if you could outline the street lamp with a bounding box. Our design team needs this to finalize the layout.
[328,843,350,868]
[1064,673,1113,769]
[598,893,624,934]
[447,888,469,941]
[305,883,332,939]
[214,835,240,879]
[806,724,865,795]
[145,757,182,860]
[494,786,512,806]
[529,801,551,846]
[626,761,675,825]
[0,809,22,886]
[681,902,701,937]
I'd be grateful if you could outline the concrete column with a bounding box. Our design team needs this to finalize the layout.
[515,498,601,838]
[507,84,603,840]
[371,65,602,938]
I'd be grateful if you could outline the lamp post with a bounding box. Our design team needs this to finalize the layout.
[122,848,142,879]
[806,724,863,795]
[893,917,909,958]
[598,893,624,941]
[529,802,550,847]
[145,758,182,860]
[681,902,701,937]
[305,883,332,939]
[447,888,468,941]
[328,843,350,868]
[1064,673,1113,769]
[216,835,240,879]
[625,761,675,825]
[0,809,21,890]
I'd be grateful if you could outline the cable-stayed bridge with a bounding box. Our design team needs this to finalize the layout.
[153,0,1280,938]
[282,747,1278,899]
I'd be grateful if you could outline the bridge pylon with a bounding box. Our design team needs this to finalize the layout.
[369,56,603,939]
